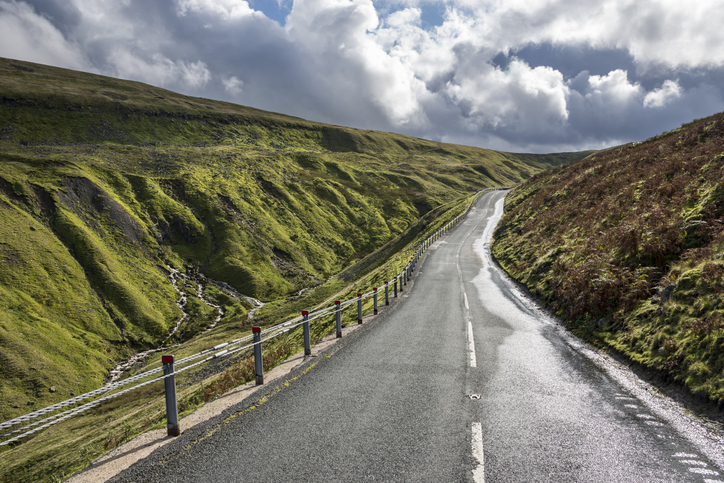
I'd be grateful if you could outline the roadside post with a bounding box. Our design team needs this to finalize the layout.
[302,311,311,356]
[385,282,389,306]
[335,301,342,338]
[373,287,378,315]
[162,355,180,437]
[253,327,263,385]
[357,293,363,324]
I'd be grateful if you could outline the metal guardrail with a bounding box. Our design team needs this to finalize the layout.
[0,188,494,446]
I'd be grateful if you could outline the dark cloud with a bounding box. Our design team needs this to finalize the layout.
[505,44,637,80]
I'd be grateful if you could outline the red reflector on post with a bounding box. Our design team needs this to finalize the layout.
[252,327,261,333]
[335,301,340,305]
[373,287,377,291]
[162,355,174,364]
[357,293,362,297]
[302,311,308,316]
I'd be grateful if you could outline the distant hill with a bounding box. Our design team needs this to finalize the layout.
[493,112,724,408]
[0,57,588,420]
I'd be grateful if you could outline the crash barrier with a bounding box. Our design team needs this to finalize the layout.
[0,188,494,445]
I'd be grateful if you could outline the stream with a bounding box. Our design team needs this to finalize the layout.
[104,267,265,386]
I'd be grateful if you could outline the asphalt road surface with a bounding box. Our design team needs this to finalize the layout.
[113,190,724,483]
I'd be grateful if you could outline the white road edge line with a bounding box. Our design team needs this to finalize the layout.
[467,319,477,368]
[472,422,485,482]
[464,292,470,310]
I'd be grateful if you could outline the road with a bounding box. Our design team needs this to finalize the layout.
[112,190,724,482]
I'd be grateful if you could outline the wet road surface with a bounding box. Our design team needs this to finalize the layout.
[112,190,724,483]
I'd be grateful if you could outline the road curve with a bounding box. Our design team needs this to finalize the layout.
[111,190,724,483]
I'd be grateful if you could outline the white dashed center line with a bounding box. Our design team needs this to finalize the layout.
[467,318,477,368]
[472,422,485,482]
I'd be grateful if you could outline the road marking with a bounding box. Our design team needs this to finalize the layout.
[472,422,485,482]
[467,319,477,368]
[455,193,499,371]
[690,468,720,475]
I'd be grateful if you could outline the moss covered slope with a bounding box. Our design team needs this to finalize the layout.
[0,57,586,420]
[493,112,724,407]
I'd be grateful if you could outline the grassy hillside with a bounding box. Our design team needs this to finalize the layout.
[493,112,724,408]
[0,57,587,425]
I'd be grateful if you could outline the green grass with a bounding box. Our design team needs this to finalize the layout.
[0,57,588,481]
[492,112,724,408]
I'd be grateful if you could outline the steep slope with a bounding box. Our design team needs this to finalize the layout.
[0,57,587,420]
[493,112,724,407]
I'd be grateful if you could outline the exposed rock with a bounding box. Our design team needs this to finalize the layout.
[660,285,675,305]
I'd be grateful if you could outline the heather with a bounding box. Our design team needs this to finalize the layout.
[493,112,724,407]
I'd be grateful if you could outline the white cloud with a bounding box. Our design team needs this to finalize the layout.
[108,50,211,89]
[643,80,682,108]
[466,0,724,69]
[0,0,88,69]
[222,75,243,95]
[446,59,569,133]
[176,0,258,19]
[585,70,643,106]
[285,0,427,127]
[384,6,420,27]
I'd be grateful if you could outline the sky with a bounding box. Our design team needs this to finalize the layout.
[1,0,723,153]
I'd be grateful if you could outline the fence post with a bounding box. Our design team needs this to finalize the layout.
[373,287,378,315]
[252,327,263,385]
[385,281,389,306]
[357,293,363,324]
[394,276,398,298]
[162,355,180,437]
[302,311,311,356]
[335,301,342,338]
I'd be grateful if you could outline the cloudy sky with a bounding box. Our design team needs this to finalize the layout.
[1,0,723,153]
